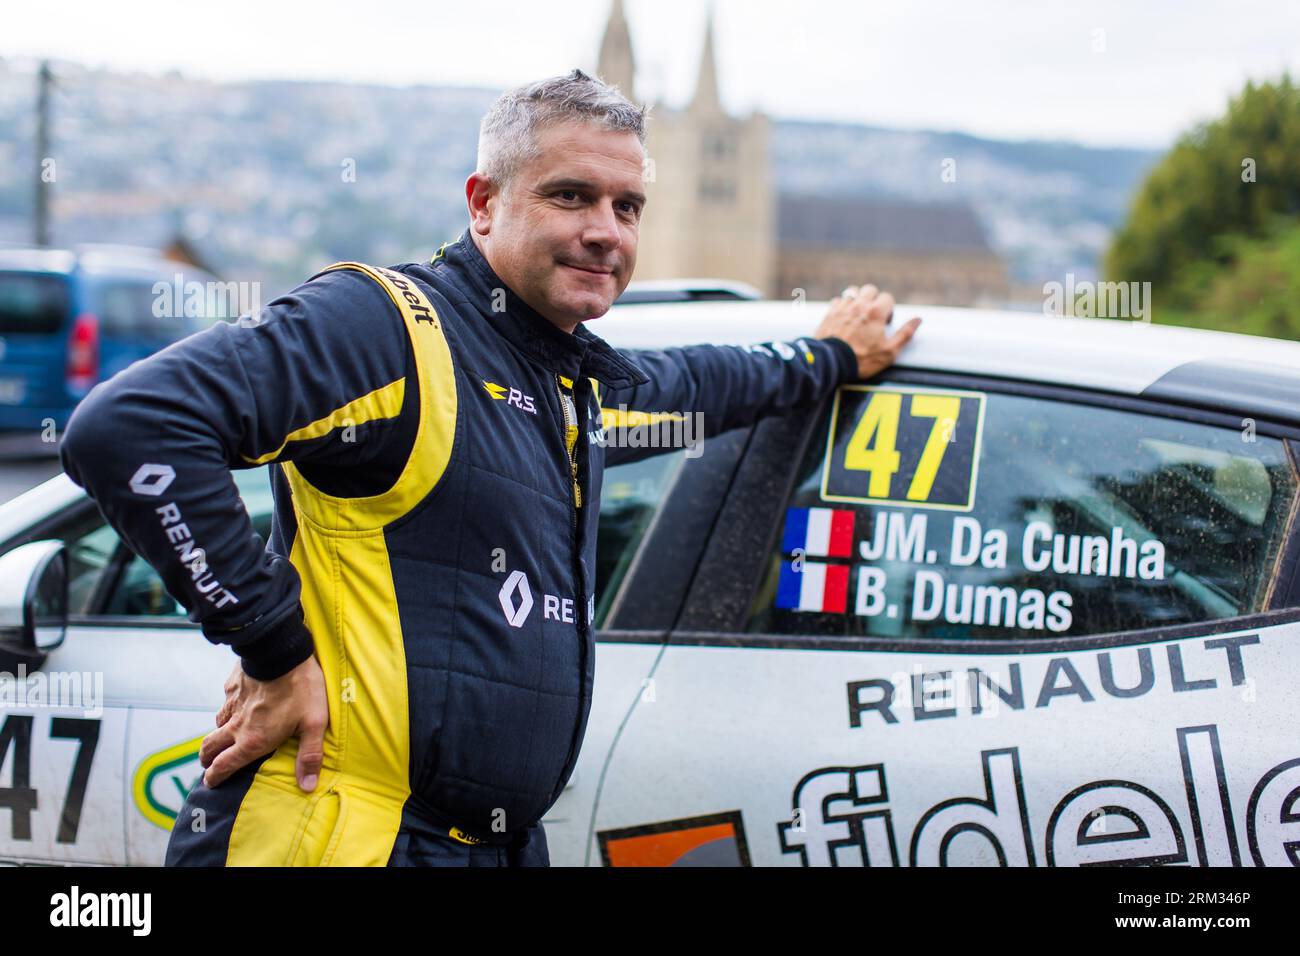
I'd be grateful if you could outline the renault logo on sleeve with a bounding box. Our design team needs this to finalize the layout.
[498,569,534,627]
[129,463,176,497]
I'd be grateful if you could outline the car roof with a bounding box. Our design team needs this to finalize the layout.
[595,300,1300,426]
[0,244,210,280]
[0,473,84,543]
[0,247,79,274]
[616,278,764,303]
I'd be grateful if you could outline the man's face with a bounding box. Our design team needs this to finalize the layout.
[468,121,646,332]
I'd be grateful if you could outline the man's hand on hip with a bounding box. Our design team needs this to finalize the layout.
[814,284,922,380]
[200,655,329,791]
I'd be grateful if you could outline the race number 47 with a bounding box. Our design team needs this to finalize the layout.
[822,385,986,511]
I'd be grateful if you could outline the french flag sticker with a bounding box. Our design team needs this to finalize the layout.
[781,507,855,558]
[776,561,850,613]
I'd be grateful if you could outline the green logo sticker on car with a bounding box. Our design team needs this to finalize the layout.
[133,736,204,830]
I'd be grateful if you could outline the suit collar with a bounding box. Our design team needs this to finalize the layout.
[430,230,649,389]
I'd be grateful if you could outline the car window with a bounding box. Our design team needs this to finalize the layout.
[66,521,121,614]
[98,281,181,339]
[595,453,687,628]
[745,384,1298,641]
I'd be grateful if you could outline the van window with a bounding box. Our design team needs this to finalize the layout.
[0,272,70,335]
[99,282,180,338]
[745,384,1298,641]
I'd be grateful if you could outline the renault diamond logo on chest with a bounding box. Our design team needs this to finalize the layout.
[483,379,536,414]
[499,569,534,627]
[496,566,590,628]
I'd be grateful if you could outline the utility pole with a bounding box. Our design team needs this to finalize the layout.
[34,60,52,247]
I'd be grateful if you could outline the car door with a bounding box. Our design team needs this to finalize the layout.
[0,642,126,865]
[0,469,272,865]
[544,427,751,865]
[591,373,1300,867]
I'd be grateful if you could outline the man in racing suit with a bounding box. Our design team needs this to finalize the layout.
[58,69,919,866]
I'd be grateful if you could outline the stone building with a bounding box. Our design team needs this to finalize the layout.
[776,195,1008,304]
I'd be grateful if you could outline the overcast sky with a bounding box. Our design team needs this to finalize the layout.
[3,0,1297,148]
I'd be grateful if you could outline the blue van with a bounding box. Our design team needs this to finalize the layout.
[0,246,227,441]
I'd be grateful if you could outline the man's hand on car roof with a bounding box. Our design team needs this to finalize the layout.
[815,283,921,380]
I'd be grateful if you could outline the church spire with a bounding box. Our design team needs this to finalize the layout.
[690,1,721,112]
[596,0,636,100]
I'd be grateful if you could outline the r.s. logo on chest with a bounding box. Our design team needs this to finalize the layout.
[480,378,536,415]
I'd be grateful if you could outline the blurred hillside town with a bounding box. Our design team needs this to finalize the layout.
[0,0,1160,307]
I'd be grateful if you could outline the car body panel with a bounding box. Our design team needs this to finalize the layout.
[542,641,664,867]
[590,616,1300,867]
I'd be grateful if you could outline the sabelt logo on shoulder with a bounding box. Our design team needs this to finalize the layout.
[129,463,175,497]
[376,267,438,327]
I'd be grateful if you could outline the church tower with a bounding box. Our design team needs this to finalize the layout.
[595,0,637,100]
[596,1,775,294]
[690,8,721,114]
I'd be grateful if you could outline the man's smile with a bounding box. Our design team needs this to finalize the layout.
[561,261,614,276]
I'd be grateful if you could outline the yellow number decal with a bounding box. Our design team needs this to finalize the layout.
[844,391,902,497]
[906,395,961,501]
[822,385,983,511]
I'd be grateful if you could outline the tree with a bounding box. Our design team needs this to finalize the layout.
[1106,75,1300,307]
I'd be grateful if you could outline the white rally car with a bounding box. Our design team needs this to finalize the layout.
[1,299,1298,867]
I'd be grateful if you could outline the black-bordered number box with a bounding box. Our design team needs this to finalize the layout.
[820,384,986,512]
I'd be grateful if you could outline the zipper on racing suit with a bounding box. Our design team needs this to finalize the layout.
[556,374,582,510]
[551,372,587,804]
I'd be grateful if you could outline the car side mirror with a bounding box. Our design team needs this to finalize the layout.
[0,541,68,659]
